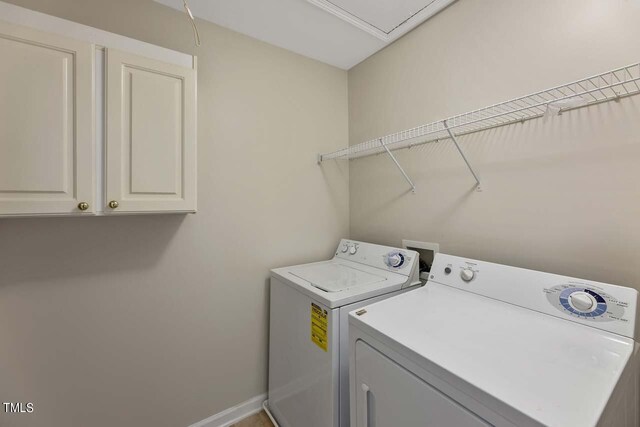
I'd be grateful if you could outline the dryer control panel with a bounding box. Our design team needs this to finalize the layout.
[429,254,639,339]
[545,284,628,322]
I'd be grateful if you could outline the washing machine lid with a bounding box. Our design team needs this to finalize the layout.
[288,263,386,292]
[271,259,413,309]
[350,283,636,427]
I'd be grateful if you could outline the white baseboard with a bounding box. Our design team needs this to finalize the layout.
[188,394,267,427]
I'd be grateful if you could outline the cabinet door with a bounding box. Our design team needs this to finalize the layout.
[0,21,94,215]
[105,49,196,213]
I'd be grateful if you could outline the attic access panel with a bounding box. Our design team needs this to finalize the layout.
[308,0,455,41]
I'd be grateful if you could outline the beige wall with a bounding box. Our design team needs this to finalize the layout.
[3,0,640,425]
[0,1,348,426]
[348,0,640,287]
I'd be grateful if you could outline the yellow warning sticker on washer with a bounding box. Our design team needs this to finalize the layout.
[311,303,328,352]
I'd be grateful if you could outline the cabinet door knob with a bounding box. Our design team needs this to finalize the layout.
[78,202,89,211]
[108,200,119,209]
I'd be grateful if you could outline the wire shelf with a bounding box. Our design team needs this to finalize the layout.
[319,62,640,162]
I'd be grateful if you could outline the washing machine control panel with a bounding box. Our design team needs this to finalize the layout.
[335,240,417,276]
[429,253,639,339]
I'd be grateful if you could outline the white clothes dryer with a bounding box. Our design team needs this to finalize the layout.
[350,253,639,427]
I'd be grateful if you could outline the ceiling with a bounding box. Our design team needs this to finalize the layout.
[154,0,456,69]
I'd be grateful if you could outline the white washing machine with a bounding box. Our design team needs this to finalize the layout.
[350,253,640,427]
[267,239,421,427]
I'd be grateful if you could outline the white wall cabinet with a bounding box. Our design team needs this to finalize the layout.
[105,49,196,214]
[0,17,197,217]
[0,21,95,215]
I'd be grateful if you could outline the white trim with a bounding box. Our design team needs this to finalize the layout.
[402,239,440,254]
[0,0,193,68]
[262,401,280,427]
[306,0,390,41]
[306,0,455,42]
[188,394,267,427]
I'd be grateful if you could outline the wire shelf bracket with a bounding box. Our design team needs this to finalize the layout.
[443,120,482,191]
[317,62,640,193]
[379,138,416,193]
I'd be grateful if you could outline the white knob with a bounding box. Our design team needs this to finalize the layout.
[570,292,595,312]
[387,254,402,267]
[460,269,475,282]
[341,244,349,253]
[349,245,358,255]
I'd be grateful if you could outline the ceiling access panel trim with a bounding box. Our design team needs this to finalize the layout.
[306,0,456,42]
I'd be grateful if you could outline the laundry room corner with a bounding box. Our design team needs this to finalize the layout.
[347,0,640,290]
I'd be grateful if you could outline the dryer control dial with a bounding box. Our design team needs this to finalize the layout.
[569,292,596,312]
[349,244,358,255]
[341,243,349,253]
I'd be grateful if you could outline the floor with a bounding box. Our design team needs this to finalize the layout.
[231,411,274,427]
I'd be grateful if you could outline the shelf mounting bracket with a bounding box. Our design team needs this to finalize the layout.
[379,138,416,193]
[443,120,482,191]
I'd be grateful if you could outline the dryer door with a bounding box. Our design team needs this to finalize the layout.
[354,341,490,427]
